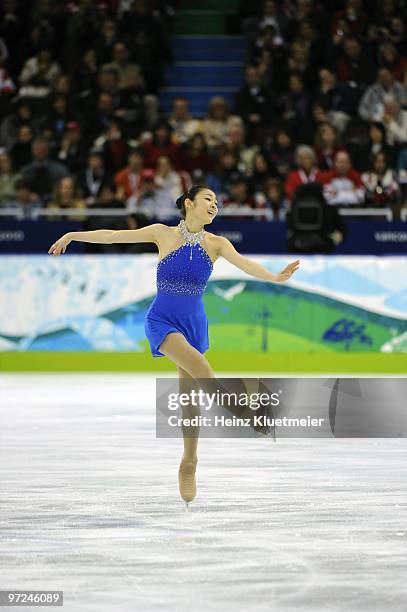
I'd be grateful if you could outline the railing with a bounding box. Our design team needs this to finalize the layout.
[0,207,279,221]
[338,207,394,221]
[0,206,400,222]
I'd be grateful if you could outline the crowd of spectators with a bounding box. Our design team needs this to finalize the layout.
[0,0,406,231]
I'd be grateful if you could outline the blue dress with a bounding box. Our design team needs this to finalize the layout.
[144,242,214,357]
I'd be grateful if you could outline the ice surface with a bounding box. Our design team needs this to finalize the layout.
[0,374,406,612]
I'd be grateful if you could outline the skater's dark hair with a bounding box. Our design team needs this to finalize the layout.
[176,185,210,219]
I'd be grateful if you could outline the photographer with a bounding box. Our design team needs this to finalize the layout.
[286,182,348,254]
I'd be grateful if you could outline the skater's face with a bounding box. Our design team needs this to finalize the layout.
[185,189,218,224]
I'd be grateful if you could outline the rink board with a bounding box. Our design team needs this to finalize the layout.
[1,255,406,366]
[1,351,406,373]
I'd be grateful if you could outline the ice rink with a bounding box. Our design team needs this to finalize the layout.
[1,373,406,612]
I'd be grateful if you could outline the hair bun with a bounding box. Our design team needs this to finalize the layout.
[175,195,184,210]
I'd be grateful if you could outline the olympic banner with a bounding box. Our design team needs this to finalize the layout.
[0,255,406,354]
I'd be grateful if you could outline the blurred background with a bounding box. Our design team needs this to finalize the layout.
[0,0,406,374]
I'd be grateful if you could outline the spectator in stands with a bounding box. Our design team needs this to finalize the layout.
[328,17,352,58]
[314,68,337,110]
[18,49,61,101]
[78,149,110,204]
[267,125,296,180]
[73,48,99,107]
[313,67,354,133]
[66,0,103,63]
[201,97,238,150]
[10,125,34,170]
[278,72,310,133]
[358,67,407,122]
[381,99,407,146]
[377,42,406,83]
[355,121,394,173]
[103,41,145,92]
[20,137,69,201]
[335,35,377,116]
[331,0,369,38]
[223,120,258,173]
[388,15,406,56]
[0,149,19,204]
[251,24,284,65]
[103,41,158,129]
[94,119,133,173]
[283,0,320,43]
[254,47,283,94]
[284,40,315,91]
[235,64,274,144]
[0,98,37,150]
[314,122,343,170]
[3,178,42,219]
[370,0,395,31]
[39,94,71,146]
[143,121,180,169]
[55,121,87,175]
[248,152,272,195]
[0,63,15,115]
[18,22,54,74]
[47,176,86,221]
[137,167,179,221]
[96,65,125,102]
[168,97,201,145]
[48,73,77,114]
[260,177,287,218]
[296,18,325,71]
[154,155,191,203]
[284,145,325,204]
[95,67,146,134]
[254,0,286,44]
[83,91,115,146]
[114,147,144,205]
[362,151,400,207]
[336,35,377,88]
[299,100,333,145]
[179,133,213,177]
[134,168,157,219]
[95,18,120,64]
[222,174,257,220]
[206,150,240,201]
[322,149,365,206]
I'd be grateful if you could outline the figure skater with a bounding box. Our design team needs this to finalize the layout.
[48,186,300,506]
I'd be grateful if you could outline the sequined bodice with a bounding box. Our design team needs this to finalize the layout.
[156,243,213,295]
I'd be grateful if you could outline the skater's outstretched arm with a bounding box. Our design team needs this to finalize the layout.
[217,236,300,282]
[48,223,166,255]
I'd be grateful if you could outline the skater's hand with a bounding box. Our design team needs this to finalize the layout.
[48,233,71,255]
[274,260,300,282]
